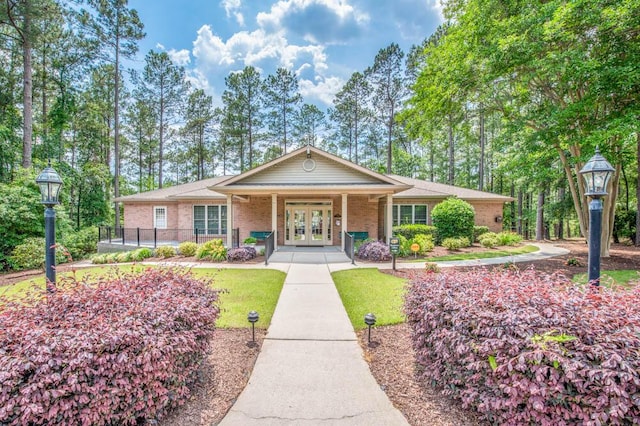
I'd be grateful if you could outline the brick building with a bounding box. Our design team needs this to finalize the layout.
[115,145,513,249]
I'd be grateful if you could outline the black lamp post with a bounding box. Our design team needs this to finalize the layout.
[36,163,63,291]
[579,148,614,287]
[364,313,376,345]
[248,310,259,343]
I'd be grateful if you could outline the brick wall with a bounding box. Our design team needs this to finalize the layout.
[235,196,272,242]
[123,196,506,245]
[346,195,379,240]
[379,198,506,233]
[123,203,178,229]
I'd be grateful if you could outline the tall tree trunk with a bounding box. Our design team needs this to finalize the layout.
[158,94,164,188]
[22,0,33,168]
[478,103,485,191]
[448,113,454,185]
[510,183,516,232]
[517,190,523,235]
[386,109,393,174]
[636,132,640,247]
[114,25,121,229]
[429,139,434,181]
[557,186,565,239]
[536,189,545,241]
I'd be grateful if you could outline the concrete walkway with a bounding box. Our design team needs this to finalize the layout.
[216,243,570,425]
[219,263,408,425]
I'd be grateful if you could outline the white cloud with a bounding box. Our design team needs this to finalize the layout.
[192,24,329,76]
[299,75,344,105]
[167,48,191,66]
[257,0,367,28]
[221,0,245,26]
[256,0,368,44]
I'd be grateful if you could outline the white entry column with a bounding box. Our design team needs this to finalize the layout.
[226,194,233,248]
[341,193,348,251]
[386,194,394,243]
[271,193,278,250]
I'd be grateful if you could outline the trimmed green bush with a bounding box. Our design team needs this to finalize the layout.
[442,237,470,251]
[9,237,69,271]
[497,231,523,246]
[478,232,501,248]
[115,251,133,263]
[431,198,475,243]
[131,247,154,262]
[473,226,489,242]
[196,239,227,261]
[155,245,176,258]
[91,254,107,264]
[393,224,437,241]
[178,241,198,256]
[243,236,258,245]
[411,234,435,255]
[396,235,411,257]
[62,226,99,260]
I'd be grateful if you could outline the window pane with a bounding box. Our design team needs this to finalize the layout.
[220,206,227,234]
[155,207,167,229]
[193,206,205,232]
[208,206,219,234]
[393,205,398,225]
[414,205,427,224]
[400,205,413,224]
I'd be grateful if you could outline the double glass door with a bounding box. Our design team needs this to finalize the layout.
[285,202,332,246]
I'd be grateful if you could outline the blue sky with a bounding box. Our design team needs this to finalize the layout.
[128,0,444,108]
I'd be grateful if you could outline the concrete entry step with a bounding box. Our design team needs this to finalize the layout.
[269,246,351,264]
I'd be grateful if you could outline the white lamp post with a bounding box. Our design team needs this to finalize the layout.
[36,163,63,291]
[579,148,614,287]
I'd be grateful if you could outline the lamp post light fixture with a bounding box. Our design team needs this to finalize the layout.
[36,163,63,292]
[579,148,615,287]
[247,310,259,343]
[364,313,377,345]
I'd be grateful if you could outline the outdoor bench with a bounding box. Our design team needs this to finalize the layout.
[250,231,272,242]
[349,231,369,242]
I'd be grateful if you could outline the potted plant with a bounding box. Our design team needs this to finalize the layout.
[243,236,258,246]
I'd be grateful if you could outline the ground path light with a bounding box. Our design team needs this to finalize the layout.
[248,310,259,343]
[364,313,376,345]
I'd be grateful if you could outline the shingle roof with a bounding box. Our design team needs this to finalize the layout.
[114,176,231,202]
[115,164,513,203]
[388,174,513,201]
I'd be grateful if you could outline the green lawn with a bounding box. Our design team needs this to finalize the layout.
[332,268,406,329]
[415,244,538,262]
[572,270,640,288]
[1,266,285,329]
[191,268,285,328]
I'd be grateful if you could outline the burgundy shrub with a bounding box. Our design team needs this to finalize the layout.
[356,240,392,262]
[227,246,257,262]
[405,267,640,425]
[0,267,219,425]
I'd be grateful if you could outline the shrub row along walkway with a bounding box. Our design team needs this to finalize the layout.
[219,263,408,425]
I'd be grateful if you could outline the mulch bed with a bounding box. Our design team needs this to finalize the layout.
[159,328,265,426]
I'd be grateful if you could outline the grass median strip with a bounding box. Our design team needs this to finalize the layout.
[1,265,285,329]
[573,270,640,288]
[332,268,406,329]
[414,244,538,262]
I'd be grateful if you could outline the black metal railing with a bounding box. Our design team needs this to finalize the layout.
[98,226,239,248]
[264,230,275,265]
[344,231,356,265]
